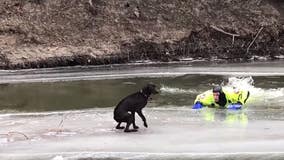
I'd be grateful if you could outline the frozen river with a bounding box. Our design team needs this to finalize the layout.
[0,60,284,160]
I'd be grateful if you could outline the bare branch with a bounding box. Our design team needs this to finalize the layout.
[210,25,240,37]
[89,0,94,7]
[246,26,264,53]
[210,25,240,45]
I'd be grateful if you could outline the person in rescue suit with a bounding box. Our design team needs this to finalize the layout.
[192,86,250,110]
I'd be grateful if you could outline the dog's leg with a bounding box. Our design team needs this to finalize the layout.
[137,110,148,128]
[115,122,125,129]
[124,113,138,132]
[132,111,139,129]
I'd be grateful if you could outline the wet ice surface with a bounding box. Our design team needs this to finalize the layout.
[1,107,284,159]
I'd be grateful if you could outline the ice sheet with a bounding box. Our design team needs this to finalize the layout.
[1,107,284,159]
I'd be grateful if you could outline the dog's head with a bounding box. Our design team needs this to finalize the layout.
[142,83,159,96]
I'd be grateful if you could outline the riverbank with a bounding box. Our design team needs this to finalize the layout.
[0,0,283,69]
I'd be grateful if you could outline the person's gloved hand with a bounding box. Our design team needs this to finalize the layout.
[192,101,203,109]
[227,103,242,110]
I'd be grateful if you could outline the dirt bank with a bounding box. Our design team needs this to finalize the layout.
[0,0,283,69]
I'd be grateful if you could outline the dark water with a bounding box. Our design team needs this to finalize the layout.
[0,75,283,112]
[0,60,284,160]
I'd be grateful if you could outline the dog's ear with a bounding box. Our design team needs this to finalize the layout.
[143,83,159,95]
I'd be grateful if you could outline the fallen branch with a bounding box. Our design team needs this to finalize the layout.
[0,131,29,142]
[8,131,29,140]
[246,26,264,53]
[211,25,240,37]
[210,25,240,45]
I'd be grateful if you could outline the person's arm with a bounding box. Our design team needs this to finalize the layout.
[226,90,250,110]
[192,90,214,109]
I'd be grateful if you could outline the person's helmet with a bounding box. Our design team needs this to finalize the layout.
[213,86,222,93]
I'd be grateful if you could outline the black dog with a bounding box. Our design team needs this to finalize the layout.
[113,83,159,132]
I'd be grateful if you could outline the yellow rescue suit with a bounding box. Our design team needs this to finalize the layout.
[194,88,250,108]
